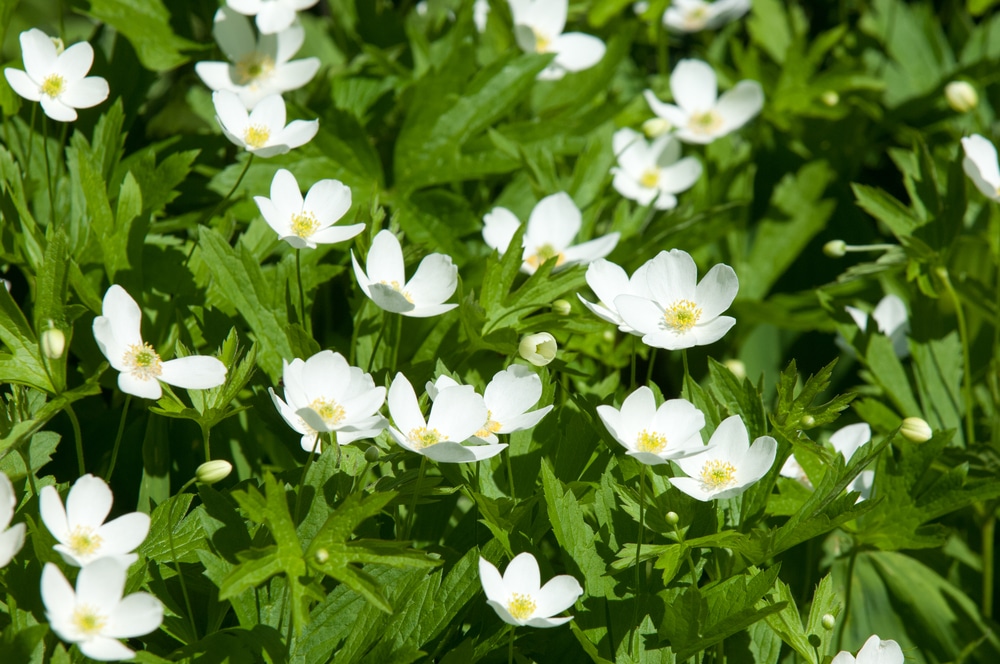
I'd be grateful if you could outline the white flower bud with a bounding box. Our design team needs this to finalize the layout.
[821,613,836,630]
[314,548,329,564]
[723,359,746,380]
[551,299,572,316]
[824,240,847,258]
[642,117,671,138]
[945,81,978,114]
[195,460,233,485]
[519,332,557,366]
[821,90,839,107]
[41,326,65,359]
[900,417,932,443]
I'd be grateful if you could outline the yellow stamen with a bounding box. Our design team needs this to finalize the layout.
[68,526,103,557]
[525,243,566,270]
[700,459,737,491]
[123,343,162,381]
[636,429,667,453]
[507,593,537,620]
[639,168,660,188]
[40,74,65,98]
[234,52,276,86]
[688,110,724,136]
[475,411,503,438]
[533,30,552,53]
[243,124,270,148]
[409,426,442,448]
[309,398,346,427]
[71,605,107,636]
[683,6,710,30]
[290,211,320,238]
[663,299,703,333]
[379,279,414,303]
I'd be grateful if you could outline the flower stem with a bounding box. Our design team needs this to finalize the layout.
[168,478,198,642]
[404,455,427,541]
[200,421,213,465]
[836,545,858,652]
[505,443,517,501]
[293,434,323,525]
[681,348,690,382]
[983,513,995,619]
[630,335,638,390]
[295,248,308,333]
[64,403,85,477]
[937,268,976,446]
[105,395,132,482]
[645,348,658,385]
[42,114,56,224]
[366,318,387,373]
[631,463,647,657]
[25,104,36,176]
[213,154,254,221]
[508,625,515,664]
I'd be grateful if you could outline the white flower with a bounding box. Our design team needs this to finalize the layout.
[662,0,751,33]
[225,0,319,34]
[269,350,386,451]
[831,635,904,664]
[779,454,811,487]
[614,249,738,350]
[961,134,1000,202]
[519,332,557,366]
[597,387,706,465]
[196,7,320,110]
[781,423,874,501]
[945,81,977,113]
[254,169,361,249]
[213,90,318,157]
[474,0,491,32]
[644,59,763,145]
[93,285,227,400]
[669,415,776,501]
[611,128,702,209]
[387,373,500,462]
[483,192,620,275]
[845,294,909,358]
[40,474,150,567]
[352,229,458,318]
[0,472,26,568]
[508,0,606,80]
[42,558,163,661]
[479,552,583,627]
[3,28,109,122]
[578,258,654,333]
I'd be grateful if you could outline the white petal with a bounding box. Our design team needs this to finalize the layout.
[20,29,58,83]
[534,574,583,617]
[214,6,257,60]
[304,178,351,225]
[96,512,150,556]
[479,557,507,603]
[551,33,606,73]
[118,372,163,399]
[484,365,543,422]
[4,68,42,101]
[871,294,907,336]
[736,436,777,487]
[196,61,237,92]
[40,95,77,122]
[369,283,417,314]
[668,476,716,501]
[159,356,227,389]
[695,263,739,319]
[310,224,365,245]
[274,58,320,93]
[614,294,666,337]
[520,0,566,37]
[39,486,70,543]
[61,76,109,110]
[67,474,113,531]
[76,557,127,612]
[53,42,94,82]
[644,90,689,127]
[256,2,297,33]
[715,80,764,134]
[503,552,541,595]
[106,592,163,638]
[961,135,1000,198]
[351,250,373,297]
[670,59,718,113]
[645,249,698,304]
[273,119,319,151]
[404,303,458,318]
[656,156,702,194]
[482,207,521,254]
[421,441,506,462]
[366,230,407,285]
[428,386,488,442]
[0,524,25,567]
[526,192,581,251]
[691,316,736,347]
[79,638,135,662]
[213,89,250,137]
[405,253,457,306]
[41,563,75,622]
[560,233,619,267]
[388,373,426,433]
[830,423,871,462]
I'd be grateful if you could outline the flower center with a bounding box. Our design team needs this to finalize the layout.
[71,605,108,637]
[123,343,163,381]
[525,243,566,269]
[683,6,710,30]
[68,526,103,557]
[475,411,503,438]
[379,280,414,303]
[408,426,443,448]
[688,110,724,136]
[40,74,65,98]
[663,299,703,333]
[290,211,320,238]
[635,429,667,453]
[507,592,537,620]
[309,398,346,427]
[639,168,661,188]
[700,459,737,491]
[234,52,276,86]
[243,124,271,148]
[533,29,553,53]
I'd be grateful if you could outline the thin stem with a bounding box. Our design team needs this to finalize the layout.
[200,421,212,465]
[168,478,198,642]
[404,455,427,541]
[983,513,995,619]
[836,545,858,652]
[25,104,36,176]
[293,434,322,524]
[105,396,132,481]
[630,335,638,390]
[366,315,388,373]
[681,348,690,381]
[508,625,515,664]
[505,444,517,501]
[17,447,38,498]
[42,115,55,225]
[645,348,658,385]
[631,463,647,657]
[213,154,254,221]
[938,269,976,446]
[64,404,85,476]
[295,248,308,332]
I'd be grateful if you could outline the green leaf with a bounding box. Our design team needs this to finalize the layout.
[83,0,203,71]
[851,183,918,238]
[0,287,52,392]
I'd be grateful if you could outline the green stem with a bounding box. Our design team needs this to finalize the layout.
[681,348,690,382]
[938,269,976,446]
[200,421,213,465]
[630,335,638,390]
[505,443,516,501]
[645,348,658,386]
[836,545,858,652]
[211,154,254,223]
[983,513,995,620]
[404,455,427,541]
[293,433,323,524]
[366,315,388,373]
[508,625,515,664]
[25,104,36,177]
[295,248,308,332]
[64,404,85,477]
[16,447,38,498]
[631,463,647,657]
[105,396,132,481]
[42,115,55,225]
[168,478,198,642]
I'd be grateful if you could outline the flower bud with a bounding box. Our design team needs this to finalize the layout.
[821,90,839,107]
[314,548,329,564]
[723,359,746,380]
[195,460,233,485]
[551,299,572,316]
[602,329,615,343]
[642,117,671,138]
[665,511,679,525]
[821,613,836,630]
[519,332,557,367]
[823,240,846,258]
[364,446,380,463]
[900,417,932,443]
[41,325,66,360]
[800,414,815,428]
[945,81,978,113]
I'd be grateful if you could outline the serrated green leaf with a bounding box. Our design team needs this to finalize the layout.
[83,0,203,71]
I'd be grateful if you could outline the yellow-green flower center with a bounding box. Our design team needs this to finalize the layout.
[290,212,320,238]
[688,110,724,135]
[700,459,737,491]
[639,168,661,189]
[234,52,276,86]
[309,398,346,427]
[71,605,107,636]
[243,124,271,148]
[475,411,503,439]
[507,593,537,620]
[533,29,553,53]
[635,429,667,453]
[664,299,703,332]
[68,526,103,557]
[40,74,65,98]
[683,6,710,30]
[525,243,566,270]
[409,426,442,448]
[379,280,414,303]
[123,342,163,381]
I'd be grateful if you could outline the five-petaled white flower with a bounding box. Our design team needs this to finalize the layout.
[196,7,320,110]
[845,294,909,359]
[614,249,739,350]
[40,474,150,567]
[611,128,703,209]
[0,472,26,568]
[483,192,620,275]
[831,634,904,664]
[669,415,776,501]
[479,552,583,627]
[578,259,654,334]
[597,387,707,465]
[42,558,163,662]
[254,168,361,249]
[4,28,109,122]
[226,0,319,34]
[213,90,318,157]
[352,229,458,318]
[644,59,763,145]
[508,0,606,81]
[93,285,227,400]
[387,373,500,462]
[662,0,751,33]
[961,134,1000,202]
[269,350,387,452]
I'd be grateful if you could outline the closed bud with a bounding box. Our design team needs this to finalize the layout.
[723,359,746,380]
[800,415,815,428]
[823,240,846,258]
[314,548,329,564]
[41,325,65,359]
[364,446,380,463]
[821,613,836,630]
[665,511,679,525]
[552,299,572,316]
[945,81,978,113]
[821,90,839,107]
[519,332,557,367]
[900,417,932,443]
[196,460,233,485]
[642,117,671,138]
[602,329,615,343]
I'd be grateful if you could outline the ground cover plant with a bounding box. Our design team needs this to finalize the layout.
[0,0,998,662]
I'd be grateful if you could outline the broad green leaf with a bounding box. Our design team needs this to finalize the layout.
[83,0,203,71]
